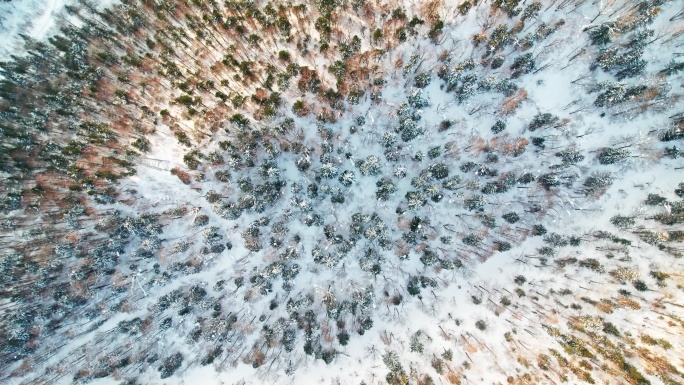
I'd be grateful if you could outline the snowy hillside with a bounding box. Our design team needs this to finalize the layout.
[0,1,683,385]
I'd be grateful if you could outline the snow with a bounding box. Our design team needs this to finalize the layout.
[0,0,119,60]
[1,0,683,384]
[1,0,67,59]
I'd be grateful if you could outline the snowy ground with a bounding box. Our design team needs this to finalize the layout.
[0,0,71,59]
[1,0,683,384]
[0,0,118,60]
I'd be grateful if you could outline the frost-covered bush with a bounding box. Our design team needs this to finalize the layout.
[511,53,535,76]
[583,171,614,195]
[203,226,223,246]
[429,163,449,179]
[538,173,560,189]
[405,191,428,210]
[464,195,485,211]
[158,353,183,379]
[394,166,407,179]
[491,55,505,69]
[462,234,482,246]
[442,176,461,190]
[502,212,520,224]
[532,224,547,236]
[528,113,558,131]
[495,78,518,96]
[214,170,230,182]
[597,147,629,164]
[172,241,189,254]
[320,162,338,179]
[544,233,568,247]
[610,215,635,228]
[589,23,614,46]
[611,267,640,282]
[482,180,509,194]
[633,280,648,291]
[427,146,442,159]
[358,155,381,176]
[295,155,311,171]
[645,193,666,206]
[496,241,512,252]
[382,132,397,147]
[675,182,684,198]
[518,173,535,184]
[408,90,429,109]
[400,119,423,142]
[491,120,506,134]
[419,249,438,266]
[592,82,647,107]
[411,170,433,189]
[579,258,604,273]
[414,72,431,88]
[376,178,397,201]
[555,147,584,166]
[338,170,355,187]
[487,24,511,54]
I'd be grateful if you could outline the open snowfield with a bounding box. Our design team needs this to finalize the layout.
[0,0,72,59]
[0,1,683,385]
[0,0,119,60]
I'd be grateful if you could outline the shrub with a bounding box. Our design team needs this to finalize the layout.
[603,322,620,336]
[532,224,547,236]
[170,168,192,184]
[675,182,684,198]
[175,131,192,147]
[429,163,449,179]
[458,1,472,14]
[633,280,648,291]
[579,258,604,273]
[610,215,635,229]
[338,170,355,187]
[491,55,505,69]
[193,214,209,227]
[464,195,485,211]
[215,170,230,182]
[496,241,512,252]
[583,171,614,195]
[407,277,421,296]
[414,72,431,88]
[511,53,535,76]
[589,23,613,46]
[278,50,290,61]
[528,113,558,131]
[132,137,150,152]
[597,147,629,164]
[158,353,183,379]
[337,331,350,346]
[462,234,482,246]
[376,178,397,201]
[427,146,442,159]
[538,173,560,189]
[502,212,520,224]
[359,155,381,176]
[491,120,506,134]
[431,357,444,374]
[645,194,666,206]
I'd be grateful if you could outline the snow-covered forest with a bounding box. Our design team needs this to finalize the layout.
[0,0,683,384]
